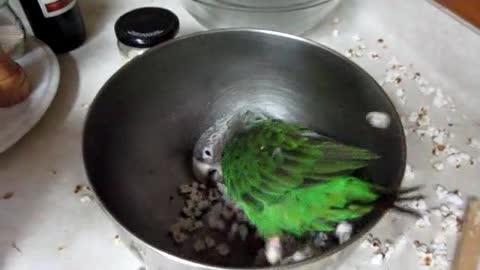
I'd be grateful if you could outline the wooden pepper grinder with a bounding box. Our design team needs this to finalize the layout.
[0,47,30,107]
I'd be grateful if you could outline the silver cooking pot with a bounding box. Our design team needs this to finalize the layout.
[83,29,406,270]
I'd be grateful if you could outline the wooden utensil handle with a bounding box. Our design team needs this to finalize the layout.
[435,0,480,29]
[452,198,480,270]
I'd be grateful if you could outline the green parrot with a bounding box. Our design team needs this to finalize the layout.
[192,111,412,264]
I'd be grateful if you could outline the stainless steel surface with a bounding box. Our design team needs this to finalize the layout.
[181,0,341,34]
[1,0,479,269]
[83,29,406,270]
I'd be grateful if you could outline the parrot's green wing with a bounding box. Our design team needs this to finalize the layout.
[221,119,380,238]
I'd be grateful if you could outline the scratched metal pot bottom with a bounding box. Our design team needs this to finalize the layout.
[83,29,406,269]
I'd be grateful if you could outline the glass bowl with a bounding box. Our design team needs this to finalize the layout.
[182,0,341,35]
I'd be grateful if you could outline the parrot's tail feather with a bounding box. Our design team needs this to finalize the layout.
[370,185,424,196]
[397,185,425,195]
[392,205,423,218]
[395,195,426,202]
[303,170,356,183]
[368,185,425,219]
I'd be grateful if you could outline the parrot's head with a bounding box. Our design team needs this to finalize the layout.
[192,117,232,183]
[192,110,269,183]
[192,139,223,183]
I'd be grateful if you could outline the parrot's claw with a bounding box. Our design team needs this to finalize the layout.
[397,185,424,195]
[392,205,423,218]
[391,186,425,218]
[395,195,425,202]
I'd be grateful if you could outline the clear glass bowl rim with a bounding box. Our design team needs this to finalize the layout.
[188,0,336,12]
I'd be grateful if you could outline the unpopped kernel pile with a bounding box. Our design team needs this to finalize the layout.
[168,181,250,256]
[169,180,356,265]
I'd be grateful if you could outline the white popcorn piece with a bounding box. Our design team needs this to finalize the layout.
[354,50,363,57]
[363,234,396,266]
[416,215,432,228]
[419,86,436,96]
[113,235,121,245]
[435,185,449,200]
[442,214,460,233]
[433,185,465,234]
[436,185,463,205]
[352,34,362,42]
[432,130,448,146]
[332,29,339,37]
[433,89,449,108]
[416,108,431,127]
[336,222,353,244]
[371,253,386,265]
[444,191,464,207]
[396,88,406,104]
[80,194,93,203]
[446,152,471,167]
[266,237,282,265]
[366,112,391,129]
[468,138,480,149]
[404,164,415,181]
[433,162,445,171]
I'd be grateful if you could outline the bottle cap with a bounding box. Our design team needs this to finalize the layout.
[115,7,179,48]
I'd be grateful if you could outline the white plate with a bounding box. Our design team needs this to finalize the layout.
[0,36,60,153]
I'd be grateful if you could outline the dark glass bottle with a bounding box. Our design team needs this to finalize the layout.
[18,0,86,54]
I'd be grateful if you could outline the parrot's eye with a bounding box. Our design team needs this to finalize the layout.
[202,148,213,160]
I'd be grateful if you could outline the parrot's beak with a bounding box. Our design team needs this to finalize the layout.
[192,158,210,183]
[209,168,222,183]
[192,158,222,183]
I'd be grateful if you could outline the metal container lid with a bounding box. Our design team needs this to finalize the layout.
[115,7,179,48]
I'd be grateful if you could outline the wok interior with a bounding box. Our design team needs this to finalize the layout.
[83,30,405,267]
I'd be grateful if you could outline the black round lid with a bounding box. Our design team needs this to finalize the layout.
[115,7,179,48]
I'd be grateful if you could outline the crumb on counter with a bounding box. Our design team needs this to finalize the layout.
[2,192,14,200]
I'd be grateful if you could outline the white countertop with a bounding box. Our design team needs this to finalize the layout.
[1,0,479,269]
